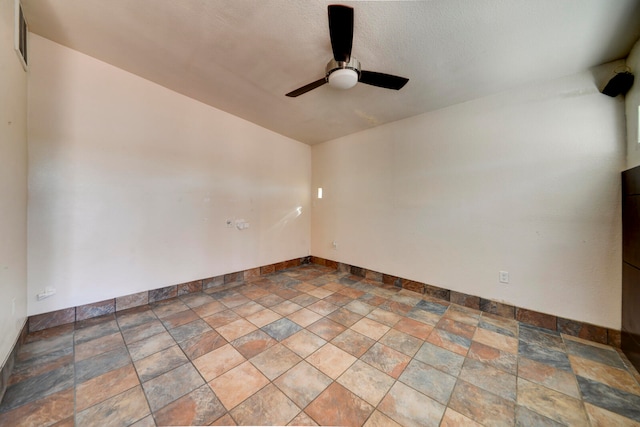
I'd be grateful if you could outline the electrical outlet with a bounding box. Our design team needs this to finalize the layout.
[37,287,56,301]
[332,240,338,250]
[499,271,509,284]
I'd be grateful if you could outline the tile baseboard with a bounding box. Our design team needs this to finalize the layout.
[23,254,620,349]
[311,256,621,348]
[26,256,313,334]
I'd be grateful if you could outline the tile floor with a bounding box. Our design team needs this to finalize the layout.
[1,264,640,426]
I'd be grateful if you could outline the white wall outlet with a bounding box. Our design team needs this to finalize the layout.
[332,240,338,250]
[37,287,56,301]
[499,271,509,284]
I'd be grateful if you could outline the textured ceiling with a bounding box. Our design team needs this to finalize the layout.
[21,0,640,145]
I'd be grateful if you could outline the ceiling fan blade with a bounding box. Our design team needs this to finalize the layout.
[359,70,409,90]
[285,77,327,97]
[328,5,353,62]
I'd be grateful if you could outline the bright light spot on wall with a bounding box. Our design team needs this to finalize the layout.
[296,206,302,216]
[317,188,323,199]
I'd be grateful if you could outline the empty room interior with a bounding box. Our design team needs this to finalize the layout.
[3,0,640,425]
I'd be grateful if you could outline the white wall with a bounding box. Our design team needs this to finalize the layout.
[312,68,625,329]
[626,38,640,169]
[28,35,310,316]
[0,0,28,364]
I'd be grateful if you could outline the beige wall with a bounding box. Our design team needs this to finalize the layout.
[312,68,625,329]
[27,35,311,315]
[0,0,28,364]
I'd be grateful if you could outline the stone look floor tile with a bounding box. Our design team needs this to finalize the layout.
[307,317,346,341]
[141,363,205,412]
[437,317,477,339]
[262,318,303,341]
[566,340,625,369]
[289,411,320,426]
[246,308,282,327]
[448,380,516,427]
[517,377,590,426]
[517,356,580,398]
[442,306,481,327]
[282,329,327,358]
[378,381,446,427]
[467,340,517,375]
[208,361,270,410]
[233,301,266,317]
[337,360,395,406]
[0,388,74,427]
[152,299,189,319]
[288,307,323,327]
[271,301,303,316]
[250,343,301,380]
[76,364,140,411]
[351,317,390,340]
[192,300,227,318]
[360,342,411,379]
[305,382,374,427]
[0,364,74,412]
[427,328,472,356]
[75,346,131,384]
[414,341,466,376]
[179,329,226,360]
[74,331,125,362]
[134,345,188,382]
[126,331,176,361]
[379,329,422,357]
[518,340,572,372]
[231,329,278,359]
[584,402,640,427]
[576,375,640,423]
[121,320,165,345]
[230,383,300,426]
[307,343,357,379]
[76,385,150,427]
[167,318,212,343]
[4,265,640,427]
[459,358,517,401]
[8,347,73,386]
[473,327,518,354]
[363,410,403,427]
[215,318,257,342]
[153,384,225,426]
[367,308,402,327]
[393,317,433,340]
[202,309,241,329]
[399,358,457,405]
[569,354,640,395]
[211,413,238,426]
[331,329,376,358]
[327,307,362,327]
[193,343,245,381]
[515,406,565,427]
[161,309,199,329]
[440,407,483,426]
[274,361,332,408]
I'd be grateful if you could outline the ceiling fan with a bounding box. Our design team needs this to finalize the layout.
[285,5,409,97]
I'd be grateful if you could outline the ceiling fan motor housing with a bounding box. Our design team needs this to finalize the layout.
[326,57,360,89]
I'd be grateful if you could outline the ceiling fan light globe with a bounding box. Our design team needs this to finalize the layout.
[328,69,358,90]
